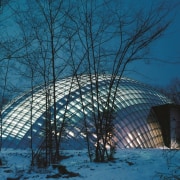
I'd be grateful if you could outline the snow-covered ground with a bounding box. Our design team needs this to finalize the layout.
[0,149,179,180]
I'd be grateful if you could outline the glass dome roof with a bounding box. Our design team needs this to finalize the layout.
[1,74,172,149]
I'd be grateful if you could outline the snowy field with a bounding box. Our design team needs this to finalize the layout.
[0,149,180,180]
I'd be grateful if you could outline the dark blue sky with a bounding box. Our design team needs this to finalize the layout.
[126,0,180,87]
[1,0,179,89]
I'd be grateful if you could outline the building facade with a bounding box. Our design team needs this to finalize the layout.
[1,75,179,150]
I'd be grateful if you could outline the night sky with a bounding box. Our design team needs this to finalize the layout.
[1,0,180,90]
[126,0,180,87]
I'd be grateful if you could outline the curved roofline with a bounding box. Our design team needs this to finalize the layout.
[2,74,173,112]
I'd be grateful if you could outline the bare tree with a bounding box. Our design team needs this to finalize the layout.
[0,1,29,151]
[10,0,79,164]
[0,56,10,151]
[68,0,172,162]
[166,78,180,104]
[1,0,173,164]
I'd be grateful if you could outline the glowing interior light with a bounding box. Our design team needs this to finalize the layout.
[136,137,141,145]
[80,132,86,137]
[93,134,97,138]
[68,131,74,137]
[1,75,172,149]
[128,133,133,140]
[38,123,42,126]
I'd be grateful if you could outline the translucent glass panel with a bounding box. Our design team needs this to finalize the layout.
[2,75,172,149]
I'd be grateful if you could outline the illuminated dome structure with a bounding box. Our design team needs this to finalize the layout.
[1,75,175,150]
